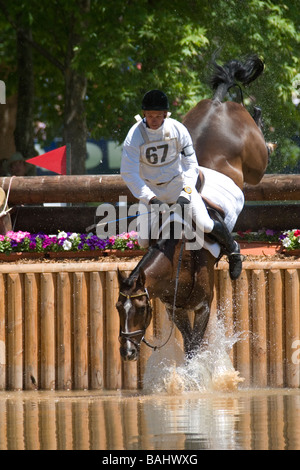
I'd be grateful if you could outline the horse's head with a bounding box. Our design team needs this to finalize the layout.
[116,269,152,361]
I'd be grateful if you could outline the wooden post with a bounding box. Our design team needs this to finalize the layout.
[138,297,155,390]
[24,273,39,390]
[0,274,6,390]
[234,270,251,386]
[89,271,105,389]
[73,272,89,390]
[56,272,72,390]
[7,274,23,390]
[40,273,56,390]
[121,271,138,390]
[285,269,300,388]
[251,270,268,387]
[104,271,122,390]
[218,270,234,363]
[268,269,284,387]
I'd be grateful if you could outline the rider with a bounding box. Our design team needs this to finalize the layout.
[121,89,243,280]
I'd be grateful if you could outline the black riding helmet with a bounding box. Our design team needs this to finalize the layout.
[142,90,169,111]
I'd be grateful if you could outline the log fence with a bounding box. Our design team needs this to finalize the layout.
[1,174,299,233]
[0,174,299,391]
[0,259,299,391]
[0,174,300,204]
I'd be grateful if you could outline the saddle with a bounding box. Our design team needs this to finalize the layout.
[152,169,226,255]
[196,169,226,260]
[196,169,225,220]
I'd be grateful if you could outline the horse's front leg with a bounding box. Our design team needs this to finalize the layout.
[174,302,211,358]
[191,301,211,353]
[166,307,194,356]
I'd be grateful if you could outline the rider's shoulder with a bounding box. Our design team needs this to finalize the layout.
[125,120,144,143]
[166,117,190,137]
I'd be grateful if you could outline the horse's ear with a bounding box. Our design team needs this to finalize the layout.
[136,268,146,287]
[117,268,125,285]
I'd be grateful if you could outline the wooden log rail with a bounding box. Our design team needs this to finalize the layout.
[1,174,300,204]
[0,260,299,391]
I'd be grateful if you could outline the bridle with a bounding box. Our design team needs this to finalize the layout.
[118,239,185,352]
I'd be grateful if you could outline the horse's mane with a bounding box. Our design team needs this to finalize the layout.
[124,247,156,287]
[127,236,180,286]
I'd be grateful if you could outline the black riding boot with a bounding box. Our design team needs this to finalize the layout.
[210,220,243,280]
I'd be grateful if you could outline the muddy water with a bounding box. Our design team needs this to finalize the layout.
[1,323,299,451]
[0,388,300,450]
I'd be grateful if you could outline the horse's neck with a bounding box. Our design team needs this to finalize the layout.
[142,241,186,298]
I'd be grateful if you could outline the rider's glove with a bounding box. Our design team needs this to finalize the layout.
[149,197,165,206]
[176,196,190,207]
[149,197,169,214]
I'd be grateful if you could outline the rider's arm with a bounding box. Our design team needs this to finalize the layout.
[121,130,156,205]
[177,123,199,198]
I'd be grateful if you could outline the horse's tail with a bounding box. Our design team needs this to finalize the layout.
[210,55,264,102]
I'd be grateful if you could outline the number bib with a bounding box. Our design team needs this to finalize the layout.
[137,120,181,185]
[140,138,178,167]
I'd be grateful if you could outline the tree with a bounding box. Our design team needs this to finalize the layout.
[0,0,90,174]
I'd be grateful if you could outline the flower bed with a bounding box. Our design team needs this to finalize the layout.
[279,229,300,251]
[235,228,300,257]
[235,228,281,244]
[0,228,300,260]
[0,230,144,258]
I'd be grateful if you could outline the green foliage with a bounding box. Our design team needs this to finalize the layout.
[267,138,300,173]
[0,0,299,171]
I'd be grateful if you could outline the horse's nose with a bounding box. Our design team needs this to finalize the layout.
[120,346,138,361]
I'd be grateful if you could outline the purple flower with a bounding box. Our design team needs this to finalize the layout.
[265,229,275,236]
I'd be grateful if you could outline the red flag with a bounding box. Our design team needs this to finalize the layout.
[27,146,67,174]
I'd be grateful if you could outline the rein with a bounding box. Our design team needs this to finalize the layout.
[119,238,185,352]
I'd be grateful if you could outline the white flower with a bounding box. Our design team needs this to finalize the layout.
[58,231,68,239]
[69,232,79,240]
[63,240,72,251]
[282,238,292,248]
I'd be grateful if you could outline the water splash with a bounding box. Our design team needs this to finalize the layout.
[143,317,244,394]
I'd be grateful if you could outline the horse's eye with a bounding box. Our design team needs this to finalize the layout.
[138,304,148,314]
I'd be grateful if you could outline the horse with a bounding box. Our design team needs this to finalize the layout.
[116,55,270,362]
